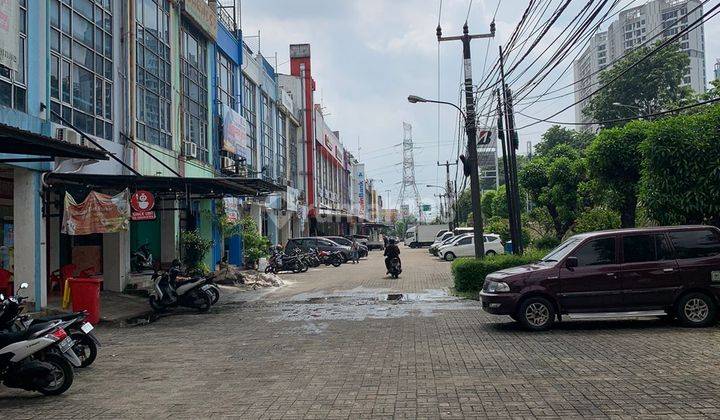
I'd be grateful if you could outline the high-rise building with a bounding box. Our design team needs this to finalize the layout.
[714,59,720,81]
[574,0,706,125]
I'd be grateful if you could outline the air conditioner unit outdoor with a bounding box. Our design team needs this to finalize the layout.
[55,127,81,145]
[183,141,197,159]
[221,156,235,173]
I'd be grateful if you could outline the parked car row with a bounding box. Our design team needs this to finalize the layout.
[428,231,505,261]
[481,225,720,331]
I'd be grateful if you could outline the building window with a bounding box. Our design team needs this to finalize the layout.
[50,0,113,140]
[180,24,208,161]
[288,122,297,188]
[261,94,274,179]
[241,76,257,168]
[0,0,26,112]
[136,0,171,149]
[277,113,287,183]
[216,52,236,109]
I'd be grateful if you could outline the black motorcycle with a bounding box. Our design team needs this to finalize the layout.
[131,243,154,272]
[388,257,402,279]
[0,283,100,368]
[266,251,307,274]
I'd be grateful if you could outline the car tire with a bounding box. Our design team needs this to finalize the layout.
[485,250,497,257]
[676,292,716,328]
[517,297,555,331]
[444,252,456,262]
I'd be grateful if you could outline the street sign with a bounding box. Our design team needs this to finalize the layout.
[422,204,431,212]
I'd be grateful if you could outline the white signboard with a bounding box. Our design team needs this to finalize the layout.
[222,104,251,161]
[285,187,298,212]
[356,164,366,219]
[0,0,19,72]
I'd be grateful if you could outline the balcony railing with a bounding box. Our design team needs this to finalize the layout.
[217,3,236,33]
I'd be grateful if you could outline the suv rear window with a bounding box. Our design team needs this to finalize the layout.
[669,229,720,259]
[574,237,615,266]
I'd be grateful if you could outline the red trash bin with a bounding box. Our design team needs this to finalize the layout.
[69,278,102,325]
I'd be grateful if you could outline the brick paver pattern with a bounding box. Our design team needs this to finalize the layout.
[5,248,720,419]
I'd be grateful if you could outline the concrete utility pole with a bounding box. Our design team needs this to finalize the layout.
[437,160,457,231]
[438,22,495,258]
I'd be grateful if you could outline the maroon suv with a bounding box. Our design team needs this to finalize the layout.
[480,226,720,331]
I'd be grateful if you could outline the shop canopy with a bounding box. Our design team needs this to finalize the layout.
[0,123,109,162]
[44,173,285,198]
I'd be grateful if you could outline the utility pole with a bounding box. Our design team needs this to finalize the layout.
[438,22,495,259]
[496,89,518,253]
[498,46,524,255]
[437,160,458,230]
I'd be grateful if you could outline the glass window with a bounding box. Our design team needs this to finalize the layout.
[0,0,27,111]
[242,77,257,169]
[216,52,235,109]
[542,237,582,263]
[277,113,287,182]
[457,237,472,246]
[180,24,208,161]
[669,230,720,259]
[573,237,615,267]
[136,0,171,148]
[622,234,673,263]
[50,0,112,140]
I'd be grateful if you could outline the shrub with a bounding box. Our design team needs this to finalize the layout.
[240,216,270,269]
[533,235,560,250]
[181,230,213,274]
[574,207,621,234]
[451,250,545,293]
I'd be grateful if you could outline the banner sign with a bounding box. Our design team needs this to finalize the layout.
[223,197,240,222]
[285,187,298,212]
[62,189,130,235]
[222,104,251,160]
[130,190,156,221]
[0,0,19,72]
[356,164,366,219]
[181,0,217,41]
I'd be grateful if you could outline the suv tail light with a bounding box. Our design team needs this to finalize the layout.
[51,328,68,341]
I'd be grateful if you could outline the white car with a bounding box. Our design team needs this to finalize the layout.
[438,234,504,261]
[429,231,455,254]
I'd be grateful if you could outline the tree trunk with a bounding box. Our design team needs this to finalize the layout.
[620,194,638,228]
[546,205,564,241]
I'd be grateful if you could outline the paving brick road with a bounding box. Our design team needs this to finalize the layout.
[5,248,720,418]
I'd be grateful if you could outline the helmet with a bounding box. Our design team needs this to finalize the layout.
[388,238,397,245]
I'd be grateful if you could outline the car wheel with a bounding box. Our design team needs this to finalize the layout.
[676,292,716,327]
[518,297,555,331]
[485,250,497,257]
[444,252,456,262]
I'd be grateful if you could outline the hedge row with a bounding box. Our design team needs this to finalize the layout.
[451,250,546,293]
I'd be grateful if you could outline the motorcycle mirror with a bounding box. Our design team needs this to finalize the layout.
[19,282,29,289]
[0,293,4,301]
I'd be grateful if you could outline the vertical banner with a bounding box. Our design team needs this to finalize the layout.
[356,164,365,220]
[222,104,251,161]
[0,0,19,72]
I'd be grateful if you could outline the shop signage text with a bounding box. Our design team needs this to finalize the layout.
[181,0,217,41]
[222,104,251,160]
[130,190,156,221]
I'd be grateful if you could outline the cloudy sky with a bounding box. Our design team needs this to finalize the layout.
[240,0,720,216]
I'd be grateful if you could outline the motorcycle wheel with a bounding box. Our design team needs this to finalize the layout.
[264,265,273,273]
[149,295,164,313]
[292,262,303,273]
[331,259,342,267]
[70,332,98,368]
[36,353,74,396]
[207,286,220,304]
[300,263,309,273]
[196,291,212,313]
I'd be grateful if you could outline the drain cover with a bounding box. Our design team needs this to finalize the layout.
[387,293,404,301]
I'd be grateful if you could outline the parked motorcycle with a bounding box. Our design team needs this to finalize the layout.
[131,243,154,272]
[0,296,82,395]
[388,257,402,279]
[318,250,344,267]
[304,248,322,268]
[148,265,214,313]
[0,284,100,368]
[266,250,307,274]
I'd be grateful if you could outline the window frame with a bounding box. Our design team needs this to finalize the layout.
[241,76,257,169]
[216,51,236,110]
[668,229,720,260]
[572,236,617,267]
[180,23,209,162]
[0,0,27,112]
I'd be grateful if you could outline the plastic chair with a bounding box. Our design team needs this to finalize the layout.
[0,268,12,297]
[50,264,77,294]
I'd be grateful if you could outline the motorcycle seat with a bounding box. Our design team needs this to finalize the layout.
[0,330,29,348]
[30,312,84,325]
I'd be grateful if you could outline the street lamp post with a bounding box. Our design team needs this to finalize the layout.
[409,94,485,258]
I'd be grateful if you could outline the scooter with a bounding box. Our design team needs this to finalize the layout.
[388,257,402,279]
[0,304,82,395]
[266,251,307,274]
[131,243,154,272]
[318,250,343,267]
[0,284,100,368]
[149,265,214,313]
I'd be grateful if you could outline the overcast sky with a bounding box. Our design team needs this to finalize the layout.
[240,0,720,216]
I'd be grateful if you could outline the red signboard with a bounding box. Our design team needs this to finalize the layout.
[130,190,156,221]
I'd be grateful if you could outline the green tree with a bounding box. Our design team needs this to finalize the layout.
[574,207,621,234]
[586,120,650,228]
[239,216,270,269]
[534,125,594,156]
[639,105,720,226]
[583,42,692,127]
[481,189,496,219]
[520,144,586,240]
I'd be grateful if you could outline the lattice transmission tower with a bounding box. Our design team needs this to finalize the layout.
[395,122,423,221]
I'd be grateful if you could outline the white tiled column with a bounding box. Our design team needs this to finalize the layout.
[13,168,46,310]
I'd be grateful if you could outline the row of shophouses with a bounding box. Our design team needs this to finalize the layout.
[0,0,386,310]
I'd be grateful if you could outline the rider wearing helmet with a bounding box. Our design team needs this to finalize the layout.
[383,237,400,274]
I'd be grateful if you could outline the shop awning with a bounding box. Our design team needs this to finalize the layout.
[44,173,285,197]
[0,123,109,161]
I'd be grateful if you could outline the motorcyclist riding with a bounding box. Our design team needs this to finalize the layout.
[383,238,401,274]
